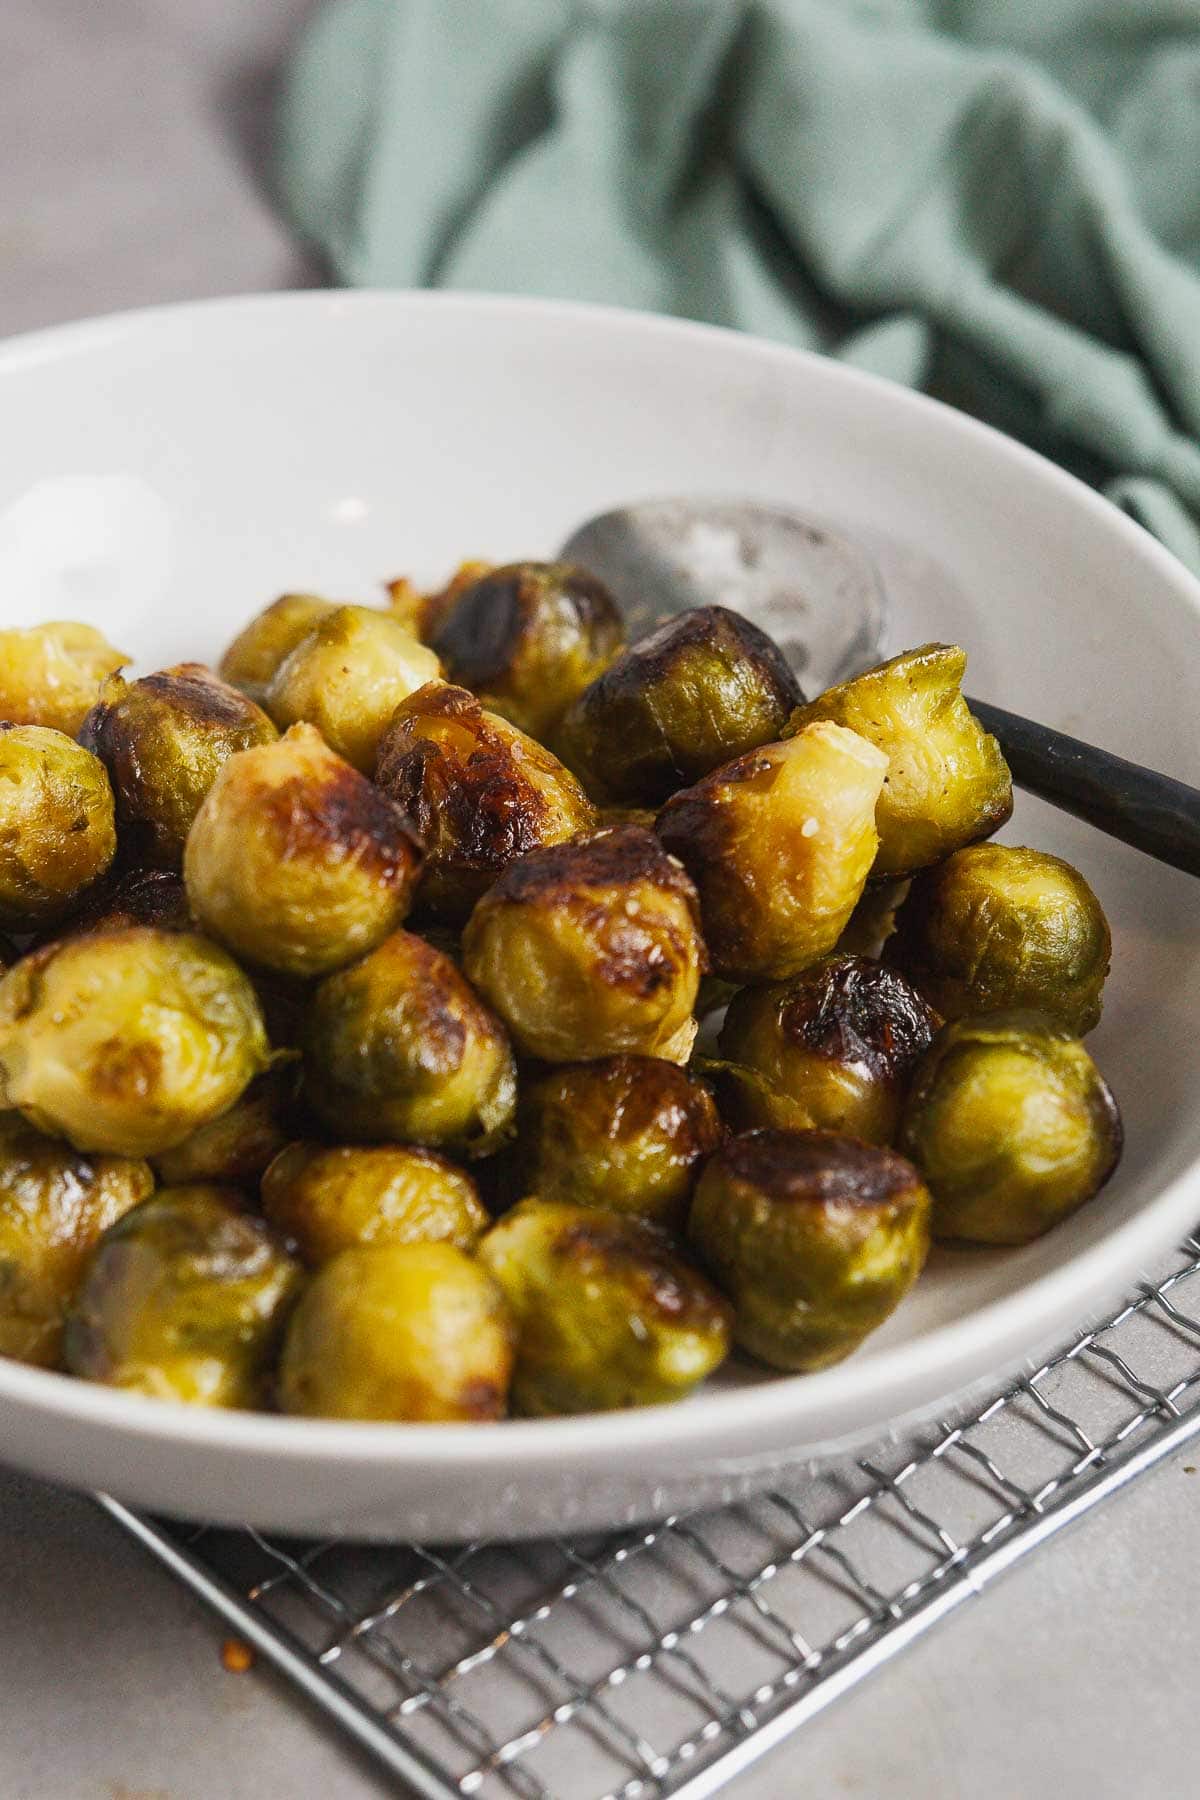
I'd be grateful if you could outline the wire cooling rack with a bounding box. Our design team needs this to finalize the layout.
[97,1228,1200,1800]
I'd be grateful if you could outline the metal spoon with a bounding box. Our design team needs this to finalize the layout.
[559,497,1200,879]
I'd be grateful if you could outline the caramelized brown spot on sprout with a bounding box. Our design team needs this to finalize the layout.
[719,1129,921,1208]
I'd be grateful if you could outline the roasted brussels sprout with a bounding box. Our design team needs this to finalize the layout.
[0,928,270,1157]
[385,560,494,640]
[80,664,277,868]
[184,724,422,977]
[264,605,441,772]
[555,605,804,806]
[429,561,625,739]
[689,1130,931,1371]
[717,956,940,1144]
[303,929,517,1155]
[0,726,116,929]
[278,1242,513,1421]
[35,866,191,945]
[657,722,887,984]
[375,683,597,923]
[886,844,1112,1034]
[462,826,705,1065]
[479,1200,731,1415]
[0,621,127,737]
[0,1117,153,1368]
[218,593,340,705]
[516,1057,722,1231]
[788,644,1012,878]
[262,1141,488,1265]
[898,1012,1123,1244]
[65,1185,302,1406]
[151,1065,301,1188]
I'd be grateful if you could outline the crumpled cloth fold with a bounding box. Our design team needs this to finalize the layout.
[277,0,1200,571]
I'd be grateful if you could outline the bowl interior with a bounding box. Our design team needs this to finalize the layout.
[0,289,1198,1442]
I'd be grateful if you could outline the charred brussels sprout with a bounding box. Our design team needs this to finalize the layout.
[0,621,127,737]
[66,1186,302,1406]
[718,956,940,1144]
[0,1117,152,1367]
[303,930,517,1156]
[385,560,494,640]
[264,605,441,772]
[81,664,278,867]
[35,866,191,946]
[462,827,705,1065]
[887,844,1111,1034]
[555,605,804,806]
[689,1130,931,1371]
[657,722,887,984]
[184,724,422,977]
[278,1242,513,1421]
[898,1012,1123,1244]
[262,1141,488,1265]
[516,1057,722,1231]
[479,1200,731,1414]
[375,683,596,923]
[788,644,1012,878]
[0,928,269,1157]
[151,1065,301,1188]
[0,726,116,929]
[218,593,340,705]
[430,561,625,739]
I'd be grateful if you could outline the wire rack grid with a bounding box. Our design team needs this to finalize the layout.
[98,1227,1200,1800]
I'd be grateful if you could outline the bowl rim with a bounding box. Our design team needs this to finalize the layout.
[1,284,1199,1470]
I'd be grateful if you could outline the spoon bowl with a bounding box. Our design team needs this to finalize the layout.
[560,496,887,692]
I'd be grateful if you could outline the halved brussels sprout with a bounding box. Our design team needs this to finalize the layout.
[516,1057,722,1231]
[35,867,192,946]
[479,1200,731,1415]
[0,928,270,1157]
[689,1129,931,1371]
[788,644,1013,878]
[717,955,940,1144]
[0,1116,153,1368]
[65,1185,302,1406]
[375,683,597,923]
[886,843,1111,1034]
[184,724,423,977]
[0,726,116,929]
[555,605,804,806]
[278,1242,513,1421]
[151,1065,301,1188]
[657,722,887,984]
[430,561,625,739]
[81,664,278,867]
[264,605,441,772]
[461,826,705,1065]
[262,1140,488,1265]
[218,594,340,705]
[898,1011,1123,1244]
[0,621,127,737]
[303,929,517,1156]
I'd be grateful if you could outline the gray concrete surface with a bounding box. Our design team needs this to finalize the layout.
[1,3,1198,1796]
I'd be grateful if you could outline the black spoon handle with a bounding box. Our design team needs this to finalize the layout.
[966,697,1200,879]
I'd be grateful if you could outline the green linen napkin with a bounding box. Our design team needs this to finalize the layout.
[277,0,1200,572]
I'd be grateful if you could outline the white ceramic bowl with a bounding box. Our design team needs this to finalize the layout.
[0,291,1197,1541]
